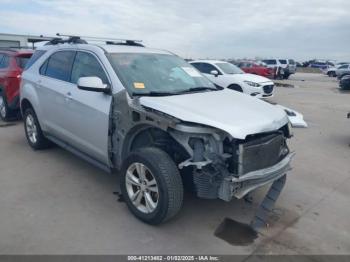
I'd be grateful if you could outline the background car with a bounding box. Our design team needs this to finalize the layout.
[308,60,334,70]
[0,48,33,121]
[261,59,295,79]
[336,64,350,79]
[237,61,274,78]
[286,59,297,74]
[190,60,275,98]
[339,75,350,90]
[325,64,344,77]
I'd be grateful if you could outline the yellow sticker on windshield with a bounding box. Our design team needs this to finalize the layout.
[134,82,145,89]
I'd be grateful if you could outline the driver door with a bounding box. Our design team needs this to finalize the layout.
[63,51,112,165]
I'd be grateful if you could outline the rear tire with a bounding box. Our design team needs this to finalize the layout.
[23,108,52,150]
[0,93,12,122]
[328,71,336,77]
[120,147,183,225]
[227,84,243,93]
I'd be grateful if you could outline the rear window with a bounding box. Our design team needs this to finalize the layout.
[0,54,9,69]
[279,59,287,64]
[16,55,32,69]
[262,59,277,65]
[24,50,46,70]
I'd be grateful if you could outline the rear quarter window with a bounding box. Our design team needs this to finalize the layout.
[16,55,32,69]
[24,50,46,70]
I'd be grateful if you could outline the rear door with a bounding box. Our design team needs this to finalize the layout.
[37,50,76,140]
[64,50,112,165]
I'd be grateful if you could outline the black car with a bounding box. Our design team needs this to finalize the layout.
[339,75,350,90]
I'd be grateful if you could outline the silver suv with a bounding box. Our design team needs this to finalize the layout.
[20,37,294,224]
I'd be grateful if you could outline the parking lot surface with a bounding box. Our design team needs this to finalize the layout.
[0,73,349,255]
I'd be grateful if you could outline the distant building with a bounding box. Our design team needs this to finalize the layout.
[0,33,51,48]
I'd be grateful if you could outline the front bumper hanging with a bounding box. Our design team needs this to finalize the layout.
[218,152,294,201]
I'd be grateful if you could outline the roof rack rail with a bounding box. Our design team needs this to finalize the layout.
[54,33,144,47]
[105,40,144,47]
[39,33,144,47]
[44,34,88,45]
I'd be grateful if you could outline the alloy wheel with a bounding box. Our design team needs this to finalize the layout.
[25,113,38,144]
[125,162,159,214]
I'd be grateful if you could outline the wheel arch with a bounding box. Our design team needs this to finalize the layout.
[20,98,34,115]
[121,124,189,166]
[227,83,244,93]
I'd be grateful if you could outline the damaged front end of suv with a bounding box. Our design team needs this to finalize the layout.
[107,50,294,225]
[110,88,294,205]
[171,122,293,202]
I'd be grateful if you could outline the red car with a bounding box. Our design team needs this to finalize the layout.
[238,61,274,78]
[0,48,33,121]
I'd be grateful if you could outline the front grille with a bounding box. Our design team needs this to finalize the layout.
[263,85,274,94]
[229,133,289,176]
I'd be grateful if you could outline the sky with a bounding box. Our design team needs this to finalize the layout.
[0,0,349,61]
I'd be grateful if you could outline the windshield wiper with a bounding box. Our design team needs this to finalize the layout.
[174,86,219,94]
[132,86,220,97]
[132,91,178,97]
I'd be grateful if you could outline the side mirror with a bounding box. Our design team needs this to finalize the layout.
[210,70,219,77]
[77,77,110,94]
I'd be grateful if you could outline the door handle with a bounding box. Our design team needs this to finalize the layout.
[65,92,73,100]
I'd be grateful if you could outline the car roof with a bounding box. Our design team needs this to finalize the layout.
[37,42,172,55]
[190,60,229,64]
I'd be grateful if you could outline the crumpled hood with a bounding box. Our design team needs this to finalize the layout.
[140,89,288,139]
[231,73,273,84]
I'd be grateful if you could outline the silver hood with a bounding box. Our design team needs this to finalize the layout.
[139,89,289,139]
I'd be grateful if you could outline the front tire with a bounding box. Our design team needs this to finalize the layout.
[24,108,52,150]
[120,147,183,225]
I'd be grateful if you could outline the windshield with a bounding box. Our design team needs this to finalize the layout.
[262,59,277,65]
[109,53,216,96]
[215,62,244,74]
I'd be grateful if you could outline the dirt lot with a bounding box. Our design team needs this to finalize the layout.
[0,73,349,256]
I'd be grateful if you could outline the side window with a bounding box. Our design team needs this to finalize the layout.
[0,54,4,66]
[339,65,348,69]
[44,51,76,82]
[190,62,203,72]
[0,55,10,69]
[200,63,218,74]
[71,52,109,84]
